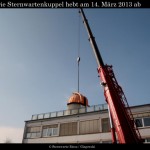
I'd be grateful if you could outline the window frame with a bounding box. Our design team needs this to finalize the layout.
[42,125,58,137]
[135,118,143,128]
[143,117,150,127]
[26,126,41,139]
[101,118,111,133]
[135,117,150,128]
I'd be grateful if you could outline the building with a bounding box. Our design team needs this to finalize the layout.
[22,92,150,143]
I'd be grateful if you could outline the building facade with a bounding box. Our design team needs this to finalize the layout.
[22,93,150,143]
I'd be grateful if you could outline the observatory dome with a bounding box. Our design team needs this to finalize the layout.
[67,92,89,107]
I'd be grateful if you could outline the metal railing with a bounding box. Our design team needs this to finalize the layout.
[31,103,108,120]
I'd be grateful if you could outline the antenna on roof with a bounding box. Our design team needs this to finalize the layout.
[77,9,81,93]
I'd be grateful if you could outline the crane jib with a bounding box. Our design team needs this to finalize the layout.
[79,8,143,144]
[79,8,104,67]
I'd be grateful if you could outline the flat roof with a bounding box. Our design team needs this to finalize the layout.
[26,103,108,122]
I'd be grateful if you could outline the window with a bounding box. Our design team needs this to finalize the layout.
[143,117,150,127]
[144,138,150,143]
[79,119,99,134]
[60,122,77,136]
[135,117,150,128]
[135,118,143,127]
[26,126,41,139]
[101,118,110,132]
[42,124,58,137]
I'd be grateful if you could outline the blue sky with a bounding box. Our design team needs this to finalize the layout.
[0,8,150,142]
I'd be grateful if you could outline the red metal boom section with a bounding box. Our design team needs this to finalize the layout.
[98,65,142,143]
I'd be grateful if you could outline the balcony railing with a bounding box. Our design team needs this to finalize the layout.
[31,103,108,120]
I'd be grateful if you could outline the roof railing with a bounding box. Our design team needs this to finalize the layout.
[31,103,108,120]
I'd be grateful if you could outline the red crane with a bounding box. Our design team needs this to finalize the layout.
[79,8,143,144]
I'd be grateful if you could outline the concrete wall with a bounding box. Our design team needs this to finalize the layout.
[23,132,112,143]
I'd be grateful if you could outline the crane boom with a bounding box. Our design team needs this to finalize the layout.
[79,8,142,144]
[79,8,104,67]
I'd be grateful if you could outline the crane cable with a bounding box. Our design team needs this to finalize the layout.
[77,9,81,93]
